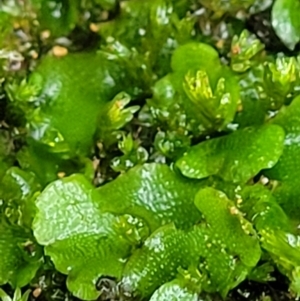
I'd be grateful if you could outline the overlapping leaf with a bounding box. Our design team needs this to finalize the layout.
[121,187,260,298]
[32,174,147,300]
[149,280,198,301]
[176,125,284,183]
[97,163,204,231]
[147,42,240,138]
[265,95,300,221]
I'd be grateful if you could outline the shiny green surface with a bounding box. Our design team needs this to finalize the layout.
[2,0,300,300]
[176,125,284,183]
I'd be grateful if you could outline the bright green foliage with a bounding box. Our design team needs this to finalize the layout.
[240,185,293,232]
[230,30,265,73]
[261,231,300,296]
[263,56,300,109]
[122,187,260,298]
[0,288,31,301]
[32,174,148,300]
[0,223,41,288]
[170,42,220,75]
[97,93,139,146]
[194,188,261,295]
[240,185,300,295]
[98,42,154,97]
[6,74,43,105]
[98,163,203,231]
[25,53,121,155]
[176,125,284,183]
[0,167,42,290]
[146,42,240,139]
[149,280,198,301]
[233,39,300,128]
[3,0,300,300]
[12,52,145,160]
[154,130,191,159]
[183,69,238,131]
[272,0,300,50]
[6,53,144,183]
[122,224,195,297]
[110,133,148,172]
[99,0,195,77]
[265,95,300,221]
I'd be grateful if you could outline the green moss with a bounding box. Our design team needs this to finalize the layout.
[2,0,300,300]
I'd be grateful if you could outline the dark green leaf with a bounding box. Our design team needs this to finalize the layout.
[0,223,41,288]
